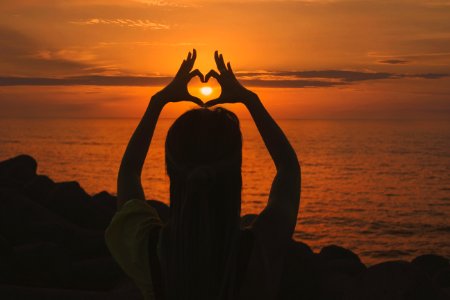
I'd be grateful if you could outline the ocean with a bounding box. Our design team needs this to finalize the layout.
[0,118,449,265]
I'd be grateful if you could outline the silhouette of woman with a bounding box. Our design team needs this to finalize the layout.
[105,50,301,300]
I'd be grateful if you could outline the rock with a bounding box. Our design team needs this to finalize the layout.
[434,266,450,289]
[46,182,110,229]
[23,175,56,206]
[0,234,13,283]
[348,260,439,300]
[0,188,106,258]
[322,258,367,277]
[320,269,356,300]
[0,188,54,244]
[148,200,170,223]
[279,240,319,299]
[65,233,110,259]
[58,257,124,291]
[0,155,37,187]
[92,191,117,214]
[0,284,143,300]
[319,244,361,263]
[315,246,366,299]
[412,254,450,279]
[9,242,71,288]
[0,188,72,245]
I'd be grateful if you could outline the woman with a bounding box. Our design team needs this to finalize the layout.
[105,50,301,300]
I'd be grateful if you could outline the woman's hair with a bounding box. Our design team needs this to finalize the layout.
[161,107,243,300]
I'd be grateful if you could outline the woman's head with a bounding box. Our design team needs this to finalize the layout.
[165,107,242,175]
[162,107,243,299]
[165,107,242,216]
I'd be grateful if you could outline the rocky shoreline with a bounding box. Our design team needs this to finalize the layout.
[0,155,449,299]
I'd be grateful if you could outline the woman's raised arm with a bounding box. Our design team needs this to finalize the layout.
[205,51,301,249]
[117,50,203,207]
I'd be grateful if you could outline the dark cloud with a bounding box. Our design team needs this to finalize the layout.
[237,70,395,82]
[409,73,449,79]
[239,79,343,88]
[0,27,447,88]
[0,70,447,88]
[0,76,172,86]
[0,26,112,76]
[378,59,410,65]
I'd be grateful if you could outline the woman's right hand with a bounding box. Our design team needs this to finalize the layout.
[204,51,256,107]
[153,49,204,107]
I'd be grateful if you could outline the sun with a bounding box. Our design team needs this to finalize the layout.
[200,86,213,96]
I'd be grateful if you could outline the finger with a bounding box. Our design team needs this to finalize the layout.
[187,51,192,61]
[176,59,187,75]
[214,51,222,73]
[218,54,227,73]
[189,69,204,82]
[205,69,220,82]
[227,62,233,73]
[187,96,204,107]
[204,97,224,107]
[186,48,197,71]
[227,62,237,79]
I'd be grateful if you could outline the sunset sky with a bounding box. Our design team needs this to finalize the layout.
[0,0,449,119]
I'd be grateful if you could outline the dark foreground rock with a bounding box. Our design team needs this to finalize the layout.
[0,155,449,300]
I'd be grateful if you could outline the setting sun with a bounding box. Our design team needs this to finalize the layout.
[200,86,213,96]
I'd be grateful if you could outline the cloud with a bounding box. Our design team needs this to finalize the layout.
[378,59,410,65]
[237,70,396,83]
[0,26,118,76]
[0,70,447,88]
[70,18,170,29]
[369,51,450,66]
[0,76,171,86]
[133,0,196,7]
[410,73,449,79]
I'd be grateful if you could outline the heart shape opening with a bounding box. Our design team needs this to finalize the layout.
[188,73,221,102]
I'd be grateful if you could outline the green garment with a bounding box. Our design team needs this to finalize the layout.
[105,199,162,300]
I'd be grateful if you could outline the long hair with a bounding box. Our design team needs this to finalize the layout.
[160,107,243,300]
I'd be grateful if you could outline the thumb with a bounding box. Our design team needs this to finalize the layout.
[204,97,224,108]
[187,95,204,107]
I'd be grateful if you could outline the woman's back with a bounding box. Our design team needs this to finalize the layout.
[108,50,301,300]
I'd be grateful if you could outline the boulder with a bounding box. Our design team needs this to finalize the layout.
[0,188,105,256]
[348,260,439,300]
[0,234,13,283]
[23,175,56,206]
[315,246,366,299]
[434,266,450,289]
[0,284,142,300]
[8,242,71,288]
[46,182,110,229]
[57,257,124,291]
[321,258,367,277]
[319,269,356,300]
[0,155,37,188]
[279,240,319,300]
[0,188,72,245]
[412,254,449,279]
[319,244,361,263]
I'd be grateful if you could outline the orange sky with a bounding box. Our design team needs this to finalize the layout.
[0,0,449,118]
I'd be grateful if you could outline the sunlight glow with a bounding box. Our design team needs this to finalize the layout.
[200,86,213,96]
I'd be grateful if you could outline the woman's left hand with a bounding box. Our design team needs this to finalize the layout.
[154,49,204,106]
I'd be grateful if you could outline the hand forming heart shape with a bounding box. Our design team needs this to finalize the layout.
[187,70,221,102]
[156,49,253,108]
